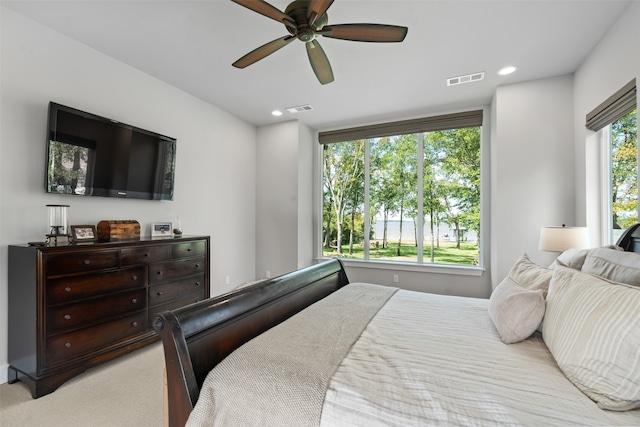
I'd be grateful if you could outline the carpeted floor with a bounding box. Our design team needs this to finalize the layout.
[0,342,164,427]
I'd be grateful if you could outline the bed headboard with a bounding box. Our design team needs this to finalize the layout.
[152,258,349,427]
[616,222,640,253]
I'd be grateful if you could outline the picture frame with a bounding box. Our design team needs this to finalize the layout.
[70,225,97,242]
[151,222,173,237]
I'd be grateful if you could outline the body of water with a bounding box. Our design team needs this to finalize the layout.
[372,220,477,242]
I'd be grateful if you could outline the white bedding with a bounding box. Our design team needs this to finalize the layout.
[189,284,640,426]
[321,289,640,426]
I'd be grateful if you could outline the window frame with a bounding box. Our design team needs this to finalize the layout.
[315,108,489,276]
[586,79,638,246]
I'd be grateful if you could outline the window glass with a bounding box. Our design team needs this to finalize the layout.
[608,108,638,243]
[322,126,481,266]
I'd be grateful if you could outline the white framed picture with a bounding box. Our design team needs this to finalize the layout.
[151,222,172,237]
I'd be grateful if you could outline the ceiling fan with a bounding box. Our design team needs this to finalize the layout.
[231,0,408,85]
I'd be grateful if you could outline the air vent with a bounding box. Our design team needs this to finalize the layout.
[285,104,314,114]
[447,72,485,87]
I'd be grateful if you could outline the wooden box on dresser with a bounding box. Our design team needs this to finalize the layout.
[7,235,210,398]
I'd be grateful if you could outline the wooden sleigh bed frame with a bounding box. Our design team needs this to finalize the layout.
[153,225,640,427]
[152,258,350,427]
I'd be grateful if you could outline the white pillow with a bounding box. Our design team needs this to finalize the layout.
[508,253,553,297]
[543,265,640,411]
[551,248,591,270]
[550,245,622,270]
[581,247,640,287]
[488,277,545,344]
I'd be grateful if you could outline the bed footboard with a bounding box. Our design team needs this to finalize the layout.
[152,259,349,427]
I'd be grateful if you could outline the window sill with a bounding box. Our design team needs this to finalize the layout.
[317,257,485,277]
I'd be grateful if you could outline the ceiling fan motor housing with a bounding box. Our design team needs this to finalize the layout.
[285,0,329,41]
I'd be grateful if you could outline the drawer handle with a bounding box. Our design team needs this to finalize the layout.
[157,291,163,296]
[144,253,149,257]
[187,248,192,252]
[65,342,71,348]
[64,314,71,320]
[195,263,200,268]
[131,298,138,304]
[132,275,138,281]
[83,259,91,265]
[195,281,201,286]
[131,321,138,327]
[157,271,162,275]
[64,287,72,293]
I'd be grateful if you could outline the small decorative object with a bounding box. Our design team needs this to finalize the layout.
[97,220,141,241]
[173,216,183,236]
[70,225,97,243]
[151,222,173,237]
[46,204,70,245]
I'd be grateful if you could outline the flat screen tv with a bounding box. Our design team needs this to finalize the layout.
[45,102,176,200]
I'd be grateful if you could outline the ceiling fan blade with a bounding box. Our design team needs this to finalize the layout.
[232,36,295,69]
[231,0,294,25]
[308,0,334,27]
[321,24,408,42]
[306,40,334,85]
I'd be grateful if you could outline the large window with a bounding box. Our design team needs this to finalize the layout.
[603,108,638,243]
[321,111,482,266]
[586,79,637,244]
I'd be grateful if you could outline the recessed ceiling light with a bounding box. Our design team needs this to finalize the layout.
[498,66,517,76]
[271,110,283,116]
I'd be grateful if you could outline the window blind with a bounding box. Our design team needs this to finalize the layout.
[318,110,483,144]
[585,79,637,132]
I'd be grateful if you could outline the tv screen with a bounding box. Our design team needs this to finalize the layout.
[45,102,176,200]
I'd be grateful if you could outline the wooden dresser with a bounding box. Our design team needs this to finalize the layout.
[7,235,210,398]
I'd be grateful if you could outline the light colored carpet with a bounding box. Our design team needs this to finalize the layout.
[0,342,164,427]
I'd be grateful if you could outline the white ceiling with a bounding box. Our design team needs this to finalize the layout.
[2,0,632,130]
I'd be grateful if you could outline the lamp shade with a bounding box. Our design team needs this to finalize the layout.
[539,225,589,252]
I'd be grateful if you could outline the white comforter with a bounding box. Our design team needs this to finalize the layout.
[321,289,640,426]
[189,284,640,426]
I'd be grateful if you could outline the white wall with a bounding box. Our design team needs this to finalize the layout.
[296,123,315,269]
[574,1,640,244]
[255,121,300,278]
[254,120,317,279]
[0,7,257,383]
[491,75,575,287]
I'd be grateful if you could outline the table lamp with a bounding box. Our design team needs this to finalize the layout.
[539,224,589,252]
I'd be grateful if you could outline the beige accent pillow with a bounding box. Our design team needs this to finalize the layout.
[488,277,545,344]
[543,265,640,411]
[508,254,554,297]
[581,247,640,287]
[552,248,592,270]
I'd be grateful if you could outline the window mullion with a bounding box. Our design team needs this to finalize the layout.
[417,133,424,264]
[364,138,371,260]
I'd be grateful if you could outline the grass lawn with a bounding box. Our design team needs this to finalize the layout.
[323,240,478,265]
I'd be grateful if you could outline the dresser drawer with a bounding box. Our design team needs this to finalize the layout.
[150,257,205,285]
[46,250,119,276]
[149,274,205,307]
[121,245,171,266]
[172,241,206,259]
[47,289,146,334]
[45,312,147,366]
[47,267,146,305]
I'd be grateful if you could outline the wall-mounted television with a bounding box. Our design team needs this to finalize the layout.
[45,102,176,200]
